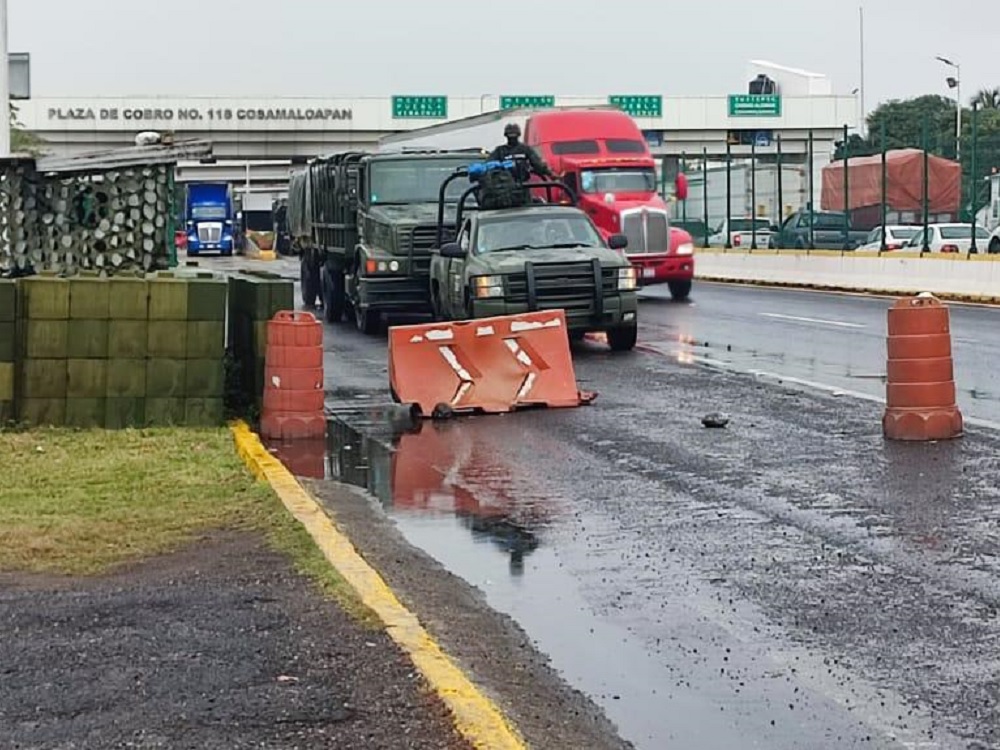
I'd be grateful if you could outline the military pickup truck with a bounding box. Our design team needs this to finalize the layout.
[428,163,639,351]
[770,209,869,250]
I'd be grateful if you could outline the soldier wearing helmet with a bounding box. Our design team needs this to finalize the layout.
[489,123,555,180]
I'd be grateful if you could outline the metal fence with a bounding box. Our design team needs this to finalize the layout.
[668,120,1000,253]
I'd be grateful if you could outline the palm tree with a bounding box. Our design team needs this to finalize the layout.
[972,88,1000,109]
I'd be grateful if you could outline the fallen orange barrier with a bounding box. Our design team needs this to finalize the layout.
[387,310,596,417]
[883,293,963,441]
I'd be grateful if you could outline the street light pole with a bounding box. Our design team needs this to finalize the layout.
[859,5,865,138]
[936,56,961,162]
[0,0,11,158]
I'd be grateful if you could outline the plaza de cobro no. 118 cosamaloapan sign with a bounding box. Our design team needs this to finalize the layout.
[47,106,354,122]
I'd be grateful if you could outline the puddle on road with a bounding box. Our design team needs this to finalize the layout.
[263,412,886,750]
[266,409,544,575]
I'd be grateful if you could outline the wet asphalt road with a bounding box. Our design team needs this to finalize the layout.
[205,256,1000,749]
[638,281,1000,426]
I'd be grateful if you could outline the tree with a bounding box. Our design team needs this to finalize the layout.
[973,88,1000,110]
[9,102,46,155]
[830,93,1000,217]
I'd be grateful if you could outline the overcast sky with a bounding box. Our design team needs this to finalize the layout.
[10,0,999,114]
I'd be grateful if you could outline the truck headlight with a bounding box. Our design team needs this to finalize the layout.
[617,267,637,290]
[676,243,695,255]
[472,275,504,299]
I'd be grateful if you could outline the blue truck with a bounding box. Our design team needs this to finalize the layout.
[184,182,235,256]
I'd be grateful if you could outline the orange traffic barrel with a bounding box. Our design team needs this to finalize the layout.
[883,293,963,441]
[260,310,326,440]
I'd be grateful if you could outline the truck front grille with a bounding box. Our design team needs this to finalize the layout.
[620,209,669,254]
[398,223,454,275]
[506,261,617,315]
[197,223,222,243]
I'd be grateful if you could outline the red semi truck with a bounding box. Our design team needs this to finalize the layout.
[377,106,695,300]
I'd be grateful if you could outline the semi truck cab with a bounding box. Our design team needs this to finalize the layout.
[184,182,234,256]
[523,109,695,299]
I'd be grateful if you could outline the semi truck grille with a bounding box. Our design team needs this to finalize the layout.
[620,210,669,254]
[506,261,617,315]
[197,223,222,243]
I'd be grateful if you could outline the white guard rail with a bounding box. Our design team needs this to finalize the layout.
[694,249,1000,303]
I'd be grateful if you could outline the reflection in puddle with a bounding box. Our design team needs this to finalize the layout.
[269,410,544,578]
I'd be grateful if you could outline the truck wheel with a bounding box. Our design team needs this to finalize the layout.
[354,304,380,335]
[990,238,1000,255]
[667,280,692,301]
[321,265,346,324]
[607,323,638,352]
[300,258,320,308]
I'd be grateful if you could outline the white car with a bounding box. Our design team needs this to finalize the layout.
[707,217,773,248]
[859,225,921,251]
[900,223,992,253]
[988,226,1000,255]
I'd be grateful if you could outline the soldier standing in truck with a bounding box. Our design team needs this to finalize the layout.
[489,123,555,180]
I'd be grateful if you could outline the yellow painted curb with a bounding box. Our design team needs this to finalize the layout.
[230,420,527,750]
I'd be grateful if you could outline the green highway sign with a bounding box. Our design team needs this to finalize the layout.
[391,95,448,119]
[499,95,556,110]
[608,95,663,119]
[728,94,782,117]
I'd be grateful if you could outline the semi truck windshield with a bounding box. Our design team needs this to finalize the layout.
[579,168,656,194]
[369,159,472,204]
[190,206,228,220]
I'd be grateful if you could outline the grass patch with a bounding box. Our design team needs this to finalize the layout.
[0,426,378,627]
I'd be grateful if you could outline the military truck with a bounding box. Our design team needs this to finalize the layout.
[428,160,639,351]
[286,149,479,333]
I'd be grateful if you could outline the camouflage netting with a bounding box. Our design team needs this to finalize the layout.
[0,161,174,277]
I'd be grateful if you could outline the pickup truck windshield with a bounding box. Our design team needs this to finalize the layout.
[370,158,472,204]
[808,212,849,230]
[579,168,656,194]
[728,218,771,232]
[478,214,602,253]
[190,206,228,220]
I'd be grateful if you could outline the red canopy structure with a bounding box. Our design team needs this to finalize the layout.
[821,148,961,213]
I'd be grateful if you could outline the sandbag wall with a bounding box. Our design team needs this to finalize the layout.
[0,280,14,423]
[0,272,294,429]
[227,271,296,416]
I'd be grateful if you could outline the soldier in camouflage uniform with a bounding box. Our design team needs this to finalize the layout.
[489,123,556,180]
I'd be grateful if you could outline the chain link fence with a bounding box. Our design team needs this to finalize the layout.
[670,121,1000,253]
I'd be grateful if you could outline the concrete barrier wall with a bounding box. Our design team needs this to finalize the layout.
[0,271,294,429]
[694,250,1000,302]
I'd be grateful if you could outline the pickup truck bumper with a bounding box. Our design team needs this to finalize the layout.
[470,294,638,333]
[628,253,694,286]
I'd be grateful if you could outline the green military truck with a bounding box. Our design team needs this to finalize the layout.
[428,162,639,351]
[286,149,478,333]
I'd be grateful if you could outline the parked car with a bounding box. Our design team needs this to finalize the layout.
[707,217,774,249]
[858,225,921,251]
[988,225,1000,254]
[770,210,869,250]
[899,224,992,253]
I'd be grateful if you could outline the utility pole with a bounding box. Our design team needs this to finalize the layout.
[0,0,11,158]
[859,5,866,138]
